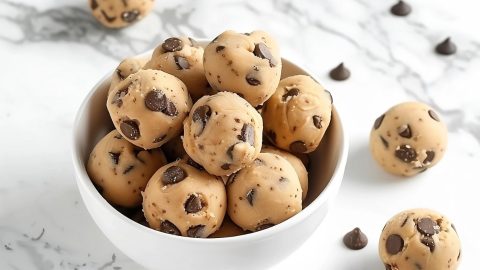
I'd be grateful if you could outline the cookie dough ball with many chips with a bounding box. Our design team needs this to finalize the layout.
[109,56,149,93]
[370,102,448,177]
[262,75,332,153]
[183,92,263,176]
[107,69,192,149]
[89,0,155,28]
[144,37,209,101]
[203,30,282,107]
[87,130,167,208]
[142,160,227,238]
[227,153,302,232]
[379,208,461,270]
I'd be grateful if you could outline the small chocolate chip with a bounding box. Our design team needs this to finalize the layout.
[90,0,98,10]
[184,194,203,214]
[279,177,288,182]
[313,115,322,129]
[226,172,237,185]
[253,43,277,67]
[174,56,190,70]
[108,152,120,165]
[417,218,438,235]
[398,124,412,138]
[216,45,225,52]
[390,0,412,16]
[111,88,128,108]
[380,136,389,148]
[290,141,307,153]
[238,124,255,145]
[221,163,230,170]
[192,105,212,136]
[246,189,255,206]
[374,114,385,129]
[101,10,116,23]
[163,100,178,116]
[343,227,368,250]
[160,220,181,235]
[121,10,139,23]
[266,130,277,144]
[186,158,204,170]
[162,166,187,185]
[162,37,183,52]
[187,225,205,238]
[435,37,457,56]
[120,120,140,140]
[246,74,261,86]
[256,223,274,231]
[329,62,351,81]
[421,236,435,252]
[144,90,167,111]
[395,145,417,163]
[423,151,435,164]
[282,88,300,102]
[428,109,440,121]
[386,234,404,255]
[123,165,134,174]
[401,215,409,227]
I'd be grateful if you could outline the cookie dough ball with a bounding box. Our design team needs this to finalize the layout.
[89,0,154,28]
[107,69,192,149]
[183,92,263,176]
[87,130,167,208]
[142,160,227,238]
[227,153,302,231]
[370,102,448,177]
[144,37,209,101]
[262,75,332,153]
[379,209,461,270]
[109,57,148,93]
[261,145,308,200]
[203,30,282,107]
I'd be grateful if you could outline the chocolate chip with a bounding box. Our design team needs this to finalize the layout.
[435,37,457,55]
[162,37,183,52]
[227,144,237,160]
[120,120,140,140]
[101,10,116,23]
[423,151,435,164]
[428,109,440,121]
[421,236,435,252]
[123,165,134,174]
[162,166,187,185]
[266,130,277,144]
[184,194,203,214]
[186,158,204,171]
[174,56,190,70]
[380,136,389,148]
[290,141,307,153]
[256,223,274,231]
[329,62,351,81]
[90,0,98,10]
[343,227,368,250]
[221,163,230,170]
[192,105,212,136]
[253,43,277,67]
[121,10,139,23]
[246,189,255,206]
[216,45,225,52]
[313,115,322,129]
[163,101,178,116]
[144,90,166,111]
[374,114,385,129]
[187,225,205,238]
[386,234,404,255]
[390,0,412,16]
[417,218,438,235]
[153,134,167,143]
[395,145,417,163]
[398,124,412,138]
[226,172,237,185]
[159,220,181,235]
[246,74,261,86]
[401,215,410,227]
[108,152,120,165]
[282,88,300,102]
[238,124,255,145]
[111,88,128,108]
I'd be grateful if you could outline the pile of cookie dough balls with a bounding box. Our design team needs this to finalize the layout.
[86,30,334,238]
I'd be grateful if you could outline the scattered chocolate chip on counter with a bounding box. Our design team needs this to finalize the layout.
[435,37,457,55]
[343,227,368,250]
[390,0,412,16]
[329,62,351,81]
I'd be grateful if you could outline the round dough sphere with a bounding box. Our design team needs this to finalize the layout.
[261,145,308,200]
[227,153,302,232]
[142,160,227,238]
[87,130,167,208]
[144,37,209,101]
[183,92,263,176]
[107,69,192,149]
[203,30,282,107]
[262,75,332,153]
[379,209,461,270]
[370,102,448,176]
[109,57,148,93]
[89,0,155,28]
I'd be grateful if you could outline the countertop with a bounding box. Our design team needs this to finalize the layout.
[1,0,479,269]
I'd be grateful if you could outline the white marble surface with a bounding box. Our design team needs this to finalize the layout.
[1,0,479,269]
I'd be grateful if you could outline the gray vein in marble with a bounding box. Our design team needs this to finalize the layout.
[31,228,45,241]
[98,253,116,270]
[16,240,55,270]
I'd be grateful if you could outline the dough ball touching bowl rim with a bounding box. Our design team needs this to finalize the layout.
[71,40,348,270]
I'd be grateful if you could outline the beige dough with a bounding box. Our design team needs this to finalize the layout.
[87,130,167,208]
[262,75,332,153]
[107,69,192,149]
[379,208,461,270]
[203,30,282,107]
[144,37,209,101]
[183,92,263,176]
[89,0,155,28]
[370,102,448,176]
[227,153,302,231]
[142,160,226,238]
[109,57,149,93]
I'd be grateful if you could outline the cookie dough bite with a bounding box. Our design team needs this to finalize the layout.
[379,209,461,270]
[89,0,155,28]
[203,30,282,107]
[262,75,332,154]
[142,160,227,238]
[370,102,448,176]
[87,130,167,208]
[227,153,302,232]
[109,57,149,94]
[183,92,263,176]
[144,37,208,101]
[107,69,192,149]
[261,145,308,200]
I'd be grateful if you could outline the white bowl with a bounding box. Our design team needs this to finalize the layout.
[72,46,349,270]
